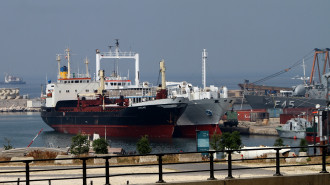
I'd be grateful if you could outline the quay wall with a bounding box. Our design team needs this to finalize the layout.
[158,173,330,185]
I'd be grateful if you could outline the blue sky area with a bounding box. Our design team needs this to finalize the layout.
[0,0,329,89]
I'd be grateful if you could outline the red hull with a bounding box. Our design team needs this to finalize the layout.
[174,124,222,138]
[51,124,174,138]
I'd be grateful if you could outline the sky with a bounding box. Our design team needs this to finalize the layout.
[0,0,330,89]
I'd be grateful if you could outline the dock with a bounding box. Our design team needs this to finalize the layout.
[220,119,280,136]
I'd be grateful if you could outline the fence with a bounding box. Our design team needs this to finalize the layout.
[0,145,329,185]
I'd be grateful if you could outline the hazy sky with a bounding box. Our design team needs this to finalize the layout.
[1,0,329,89]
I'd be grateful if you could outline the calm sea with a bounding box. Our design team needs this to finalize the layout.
[0,112,304,154]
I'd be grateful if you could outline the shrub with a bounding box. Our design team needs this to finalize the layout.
[299,139,308,152]
[210,131,222,151]
[3,137,13,150]
[136,135,152,155]
[217,131,242,151]
[92,138,109,154]
[70,133,89,155]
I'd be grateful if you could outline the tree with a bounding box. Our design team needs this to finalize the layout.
[3,137,13,150]
[136,135,152,155]
[221,131,242,151]
[70,133,90,155]
[274,138,284,147]
[214,131,242,151]
[210,132,222,151]
[299,139,308,152]
[92,138,109,154]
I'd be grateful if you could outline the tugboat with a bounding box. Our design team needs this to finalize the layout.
[41,47,188,138]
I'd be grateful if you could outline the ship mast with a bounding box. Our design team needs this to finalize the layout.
[202,49,207,89]
[66,48,71,79]
[56,54,61,79]
[156,59,168,99]
[160,59,166,90]
[98,70,105,94]
[85,57,89,77]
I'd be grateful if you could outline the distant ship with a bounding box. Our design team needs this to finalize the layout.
[4,74,26,84]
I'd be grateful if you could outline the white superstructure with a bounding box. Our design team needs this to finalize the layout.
[95,40,139,86]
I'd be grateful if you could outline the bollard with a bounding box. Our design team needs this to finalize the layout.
[25,161,31,185]
[17,178,20,185]
[90,180,93,185]
[273,148,282,176]
[207,152,216,180]
[104,156,111,185]
[48,179,51,185]
[320,145,329,173]
[156,154,165,183]
[225,151,233,179]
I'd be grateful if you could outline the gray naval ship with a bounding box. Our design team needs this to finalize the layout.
[241,48,330,109]
[244,82,327,109]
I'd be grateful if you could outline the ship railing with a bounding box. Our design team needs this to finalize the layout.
[0,145,329,185]
[100,51,137,57]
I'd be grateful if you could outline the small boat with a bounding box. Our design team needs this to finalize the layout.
[276,117,312,139]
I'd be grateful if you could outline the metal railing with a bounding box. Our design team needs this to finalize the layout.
[0,145,329,185]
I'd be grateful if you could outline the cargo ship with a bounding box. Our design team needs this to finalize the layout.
[167,49,234,137]
[3,74,26,84]
[241,48,329,109]
[41,47,188,138]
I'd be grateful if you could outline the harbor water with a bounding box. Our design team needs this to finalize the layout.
[0,112,305,154]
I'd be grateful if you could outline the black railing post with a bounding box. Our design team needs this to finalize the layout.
[225,150,233,179]
[82,158,87,185]
[207,151,216,180]
[104,156,111,185]
[273,148,282,176]
[24,161,31,185]
[17,178,20,185]
[156,154,165,183]
[320,145,329,173]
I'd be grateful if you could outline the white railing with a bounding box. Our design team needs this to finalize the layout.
[100,51,136,57]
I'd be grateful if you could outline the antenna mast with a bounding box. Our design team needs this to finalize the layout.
[85,57,89,77]
[202,49,207,89]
